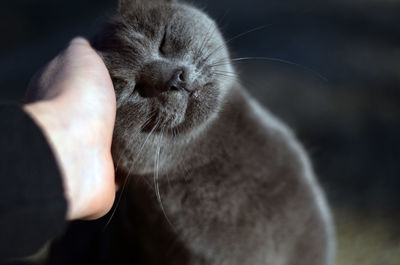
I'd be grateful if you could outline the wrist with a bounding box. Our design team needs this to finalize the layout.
[24,102,79,219]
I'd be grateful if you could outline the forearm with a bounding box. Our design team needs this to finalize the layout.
[0,105,67,261]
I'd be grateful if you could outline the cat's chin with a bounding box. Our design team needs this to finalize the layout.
[137,90,190,133]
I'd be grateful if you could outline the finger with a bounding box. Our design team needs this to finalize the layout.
[69,37,90,47]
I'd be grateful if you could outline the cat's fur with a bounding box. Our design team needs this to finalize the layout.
[85,0,335,264]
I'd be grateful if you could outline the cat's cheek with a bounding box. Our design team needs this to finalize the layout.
[184,91,218,131]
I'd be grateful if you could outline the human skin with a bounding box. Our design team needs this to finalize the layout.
[24,37,117,221]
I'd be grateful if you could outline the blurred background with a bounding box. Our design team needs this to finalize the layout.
[1,0,399,264]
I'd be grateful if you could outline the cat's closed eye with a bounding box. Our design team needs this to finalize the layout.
[159,30,167,55]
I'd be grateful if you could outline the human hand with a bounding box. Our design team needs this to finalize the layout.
[24,38,116,220]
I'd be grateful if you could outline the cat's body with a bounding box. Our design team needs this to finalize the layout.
[107,86,334,265]
[50,0,335,264]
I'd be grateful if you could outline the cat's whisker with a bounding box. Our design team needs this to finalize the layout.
[214,57,329,82]
[195,4,231,63]
[114,113,155,174]
[215,7,232,30]
[195,20,217,63]
[212,72,238,79]
[114,148,125,175]
[104,120,161,229]
[213,76,237,81]
[213,75,239,84]
[207,60,232,67]
[213,69,237,75]
[153,125,174,229]
[203,25,268,65]
[114,121,141,174]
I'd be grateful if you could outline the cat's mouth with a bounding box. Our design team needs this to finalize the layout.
[140,89,190,132]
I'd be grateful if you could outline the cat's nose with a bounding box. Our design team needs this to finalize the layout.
[136,61,193,98]
[167,69,188,92]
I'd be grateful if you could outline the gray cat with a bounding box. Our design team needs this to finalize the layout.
[91,0,335,264]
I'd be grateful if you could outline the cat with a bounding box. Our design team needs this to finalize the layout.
[78,0,335,264]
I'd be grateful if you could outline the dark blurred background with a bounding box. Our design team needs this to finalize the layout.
[1,0,399,264]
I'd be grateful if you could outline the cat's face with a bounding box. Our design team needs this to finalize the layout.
[95,0,235,137]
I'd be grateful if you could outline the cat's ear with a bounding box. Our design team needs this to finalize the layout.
[118,0,176,13]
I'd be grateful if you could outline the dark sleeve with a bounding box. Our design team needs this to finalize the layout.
[0,105,67,261]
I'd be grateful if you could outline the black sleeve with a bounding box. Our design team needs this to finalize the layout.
[0,105,67,261]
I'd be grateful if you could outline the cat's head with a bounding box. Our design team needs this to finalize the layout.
[94,0,235,137]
